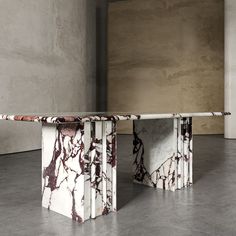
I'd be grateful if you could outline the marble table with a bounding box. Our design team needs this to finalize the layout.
[0,112,230,223]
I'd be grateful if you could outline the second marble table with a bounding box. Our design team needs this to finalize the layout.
[0,112,230,223]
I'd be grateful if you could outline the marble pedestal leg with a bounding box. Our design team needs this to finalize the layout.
[133,118,193,191]
[41,121,117,223]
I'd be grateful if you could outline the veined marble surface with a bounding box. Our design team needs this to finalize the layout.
[0,112,230,124]
[42,121,117,222]
[133,117,193,191]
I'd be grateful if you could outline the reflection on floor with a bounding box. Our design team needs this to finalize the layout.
[0,135,236,236]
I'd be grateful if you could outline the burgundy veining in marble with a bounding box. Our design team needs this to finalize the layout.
[0,112,231,124]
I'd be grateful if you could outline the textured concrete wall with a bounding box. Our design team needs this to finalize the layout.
[225,0,236,139]
[0,0,96,154]
[108,0,224,134]
[96,0,108,111]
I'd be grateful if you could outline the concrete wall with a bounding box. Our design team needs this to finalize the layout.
[96,0,108,111]
[108,0,224,134]
[0,0,96,154]
[225,0,236,139]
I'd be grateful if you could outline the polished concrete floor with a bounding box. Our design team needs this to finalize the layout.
[0,135,236,236]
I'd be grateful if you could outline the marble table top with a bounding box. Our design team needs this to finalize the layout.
[0,112,230,124]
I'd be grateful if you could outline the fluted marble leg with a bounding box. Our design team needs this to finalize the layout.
[41,121,117,223]
[133,118,193,191]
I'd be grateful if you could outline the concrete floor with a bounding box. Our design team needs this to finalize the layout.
[0,135,236,236]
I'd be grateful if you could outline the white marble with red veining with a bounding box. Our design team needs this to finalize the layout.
[133,117,193,191]
[0,111,230,223]
[0,112,230,124]
[41,121,117,223]
[42,123,85,222]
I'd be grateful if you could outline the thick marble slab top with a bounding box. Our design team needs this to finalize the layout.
[0,112,230,124]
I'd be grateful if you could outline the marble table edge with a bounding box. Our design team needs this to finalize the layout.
[0,112,231,124]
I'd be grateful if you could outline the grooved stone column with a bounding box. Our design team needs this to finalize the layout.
[42,121,117,223]
[133,118,193,191]
[225,0,236,139]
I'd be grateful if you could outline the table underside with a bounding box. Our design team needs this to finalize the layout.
[42,118,192,223]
